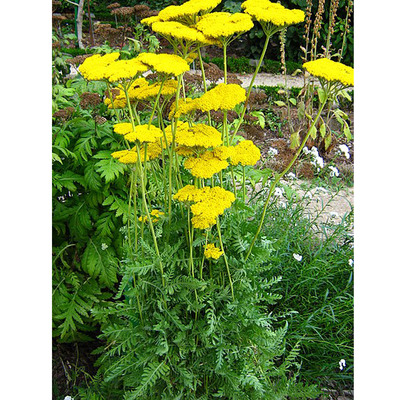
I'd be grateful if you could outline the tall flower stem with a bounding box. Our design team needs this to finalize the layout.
[244,95,328,261]
[223,42,228,84]
[136,141,166,287]
[106,83,120,123]
[197,48,212,125]
[148,79,165,128]
[216,217,234,300]
[231,33,272,143]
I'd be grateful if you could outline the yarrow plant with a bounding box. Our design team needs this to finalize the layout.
[54,0,353,397]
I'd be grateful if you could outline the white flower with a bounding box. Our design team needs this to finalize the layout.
[268,147,278,156]
[348,259,354,266]
[64,397,74,400]
[293,253,302,261]
[101,243,108,250]
[329,211,339,219]
[303,146,310,155]
[304,192,313,199]
[329,166,339,177]
[274,187,284,197]
[286,172,296,180]
[338,144,350,159]
[339,359,346,371]
[311,155,324,169]
[279,200,287,208]
[315,186,328,194]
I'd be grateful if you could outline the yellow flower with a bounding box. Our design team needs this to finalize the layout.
[138,210,164,223]
[174,185,235,229]
[242,0,305,27]
[111,149,138,164]
[196,83,246,111]
[196,12,254,40]
[175,123,222,148]
[169,98,199,119]
[152,21,216,45]
[204,243,223,259]
[135,79,178,101]
[140,15,162,27]
[136,53,190,76]
[113,123,164,143]
[157,0,222,22]
[230,140,261,166]
[184,151,228,178]
[303,58,354,87]
[104,58,148,82]
[78,53,120,81]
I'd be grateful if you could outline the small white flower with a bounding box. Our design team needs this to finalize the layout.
[330,212,339,219]
[64,397,74,400]
[286,172,296,180]
[293,253,302,261]
[274,187,284,197]
[329,166,339,177]
[279,201,287,208]
[304,192,313,199]
[348,259,354,266]
[338,144,350,159]
[315,186,329,194]
[101,243,108,250]
[339,359,346,371]
[268,147,278,156]
[302,146,310,155]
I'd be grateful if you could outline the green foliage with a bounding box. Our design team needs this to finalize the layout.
[203,56,252,74]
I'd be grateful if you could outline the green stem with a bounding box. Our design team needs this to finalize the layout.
[216,217,234,300]
[223,42,228,84]
[136,141,166,287]
[231,33,271,142]
[242,164,246,202]
[244,96,328,261]
[148,79,165,128]
[197,47,212,125]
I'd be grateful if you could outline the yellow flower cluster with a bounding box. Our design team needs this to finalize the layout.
[303,58,354,87]
[204,243,223,260]
[111,149,138,164]
[136,53,190,76]
[242,0,305,27]
[184,151,228,178]
[138,209,165,223]
[78,53,120,81]
[196,83,246,112]
[113,123,163,143]
[196,12,254,40]
[157,0,222,22]
[175,123,222,149]
[104,58,148,82]
[230,140,261,166]
[169,98,199,119]
[152,21,216,45]
[173,185,235,229]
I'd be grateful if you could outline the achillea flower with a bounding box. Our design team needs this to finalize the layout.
[303,58,354,87]
[157,0,222,22]
[113,123,163,143]
[136,53,190,76]
[242,0,305,27]
[230,140,261,166]
[104,58,148,82]
[184,151,229,178]
[169,98,199,119]
[139,209,165,223]
[204,243,223,259]
[78,53,120,81]
[196,12,254,40]
[152,21,217,45]
[134,79,178,101]
[175,123,222,149]
[174,185,235,229]
[140,15,162,27]
[196,83,246,112]
[111,149,138,164]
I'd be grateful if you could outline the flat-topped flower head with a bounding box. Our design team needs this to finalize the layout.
[78,52,120,81]
[111,149,138,164]
[157,0,222,22]
[197,83,246,111]
[175,123,222,148]
[152,21,217,45]
[242,0,305,28]
[141,15,162,27]
[113,123,163,143]
[169,98,199,119]
[184,151,229,178]
[136,52,190,76]
[174,185,235,229]
[230,140,261,166]
[196,12,254,40]
[204,243,223,260]
[303,58,354,87]
[104,58,148,82]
